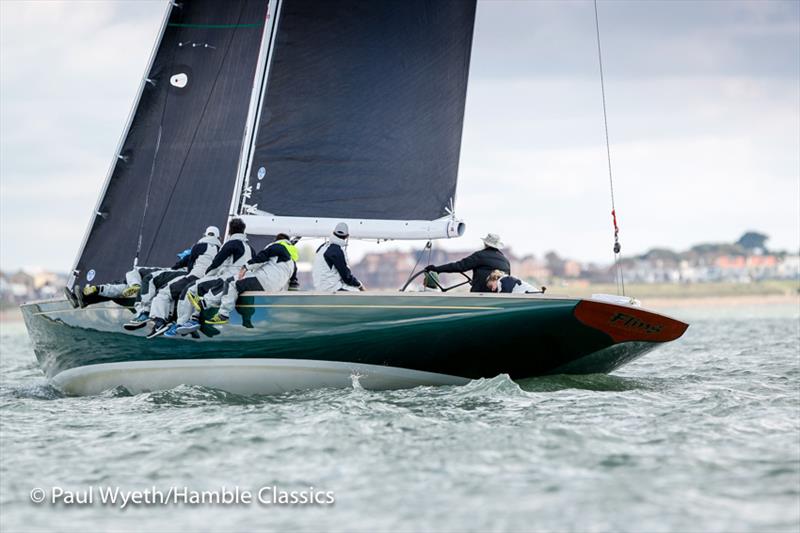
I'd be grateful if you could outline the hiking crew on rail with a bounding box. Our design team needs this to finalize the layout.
[68,223,548,338]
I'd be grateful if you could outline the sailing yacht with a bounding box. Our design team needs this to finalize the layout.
[21,0,688,396]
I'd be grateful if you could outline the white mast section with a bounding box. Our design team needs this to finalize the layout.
[240,214,466,241]
[67,1,174,290]
[227,0,282,225]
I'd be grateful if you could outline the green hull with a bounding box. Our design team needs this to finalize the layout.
[21,292,688,392]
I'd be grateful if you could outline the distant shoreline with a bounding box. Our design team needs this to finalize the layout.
[0,309,23,323]
[558,279,799,299]
[641,293,799,311]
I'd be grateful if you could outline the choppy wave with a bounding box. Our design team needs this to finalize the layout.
[5,382,64,401]
[517,373,661,392]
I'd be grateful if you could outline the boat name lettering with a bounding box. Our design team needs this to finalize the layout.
[609,312,663,334]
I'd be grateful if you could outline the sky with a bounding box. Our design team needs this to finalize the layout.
[1,0,798,272]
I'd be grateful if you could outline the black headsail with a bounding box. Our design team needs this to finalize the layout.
[237,0,477,239]
[72,0,270,287]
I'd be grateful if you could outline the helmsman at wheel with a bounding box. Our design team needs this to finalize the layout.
[425,233,510,293]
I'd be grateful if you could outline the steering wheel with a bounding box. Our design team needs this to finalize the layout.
[399,270,472,293]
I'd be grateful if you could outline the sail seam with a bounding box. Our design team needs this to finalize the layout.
[167,23,263,29]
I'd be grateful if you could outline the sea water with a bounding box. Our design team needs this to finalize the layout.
[0,301,798,532]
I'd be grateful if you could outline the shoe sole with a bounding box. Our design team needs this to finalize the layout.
[123,321,149,331]
[63,288,79,309]
[146,323,171,339]
[176,324,201,335]
[75,290,85,309]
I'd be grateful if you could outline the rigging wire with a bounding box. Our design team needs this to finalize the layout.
[593,0,625,296]
[134,125,163,268]
[403,240,433,290]
[427,240,433,269]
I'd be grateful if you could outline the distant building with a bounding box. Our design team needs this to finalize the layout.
[0,269,68,305]
[513,255,550,284]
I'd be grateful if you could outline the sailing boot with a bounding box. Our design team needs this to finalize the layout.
[206,314,229,325]
[63,287,79,309]
[121,284,141,298]
[82,285,98,297]
[75,286,86,308]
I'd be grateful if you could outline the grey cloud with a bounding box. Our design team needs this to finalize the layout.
[472,0,800,80]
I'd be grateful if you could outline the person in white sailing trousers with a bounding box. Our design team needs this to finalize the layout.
[167,217,254,335]
[77,264,183,313]
[313,223,365,292]
[176,234,298,334]
[145,226,222,338]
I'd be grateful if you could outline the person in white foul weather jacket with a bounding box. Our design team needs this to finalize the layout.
[176,234,297,333]
[146,226,222,337]
[312,223,364,292]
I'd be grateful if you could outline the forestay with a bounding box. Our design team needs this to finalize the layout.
[238,0,477,240]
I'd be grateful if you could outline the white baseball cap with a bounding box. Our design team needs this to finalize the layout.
[333,222,349,238]
[205,226,220,238]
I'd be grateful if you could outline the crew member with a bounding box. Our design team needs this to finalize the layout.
[177,234,297,333]
[312,223,364,292]
[146,226,221,338]
[485,270,542,294]
[77,257,187,317]
[169,218,254,334]
[425,233,510,292]
[123,266,189,330]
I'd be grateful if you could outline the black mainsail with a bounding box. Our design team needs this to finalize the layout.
[237,0,477,239]
[72,0,270,287]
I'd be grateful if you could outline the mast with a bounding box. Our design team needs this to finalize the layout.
[227,0,283,226]
[67,0,174,290]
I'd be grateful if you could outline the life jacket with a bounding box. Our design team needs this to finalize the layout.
[245,239,297,292]
[275,239,299,262]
